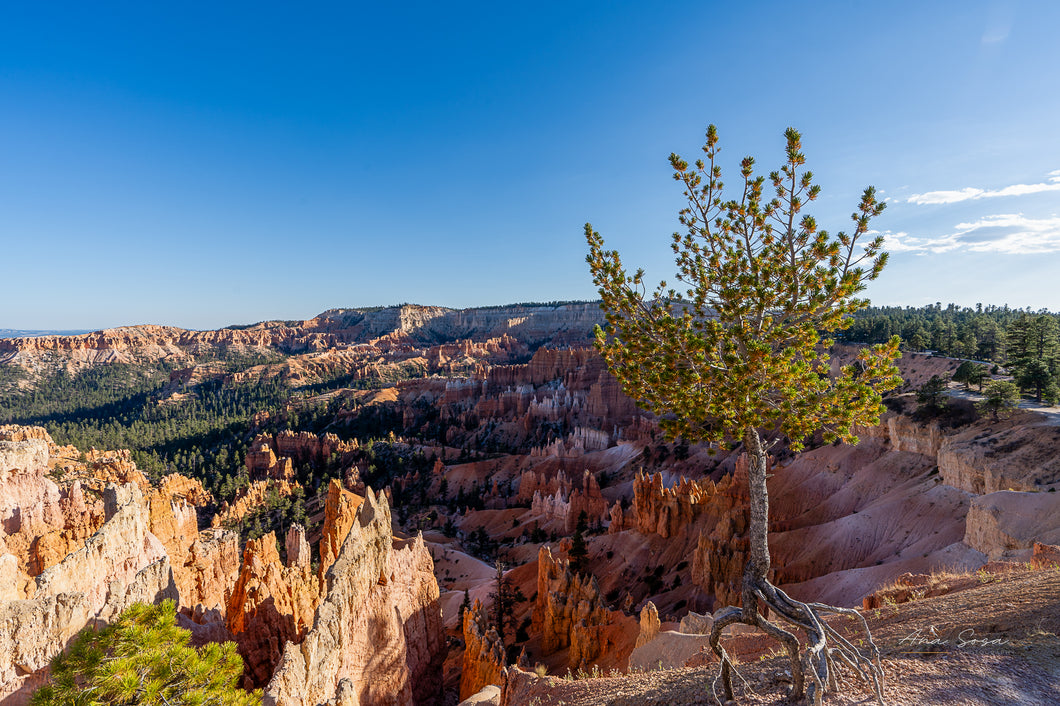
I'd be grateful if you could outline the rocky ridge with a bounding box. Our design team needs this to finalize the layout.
[263,488,444,706]
[0,432,182,703]
[460,599,506,700]
[532,545,631,670]
[0,304,604,378]
[0,427,446,705]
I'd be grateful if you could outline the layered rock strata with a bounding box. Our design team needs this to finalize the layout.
[0,481,178,704]
[460,599,506,700]
[263,488,444,705]
[532,546,616,668]
[2,426,446,706]
[227,528,322,687]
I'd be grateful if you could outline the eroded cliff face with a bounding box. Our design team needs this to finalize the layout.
[246,430,362,482]
[858,405,1060,497]
[964,491,1060,560]
[319,479,365,578]
[0,474,179,704]
[532,546,620,668]
[211,479,300,529]
[1,426,447,705]
[182,527,241,618]
[0,430,63,583]
[459,599,506,700]
[688,456,753,608]
[0,427,212,702]
[227,528,322,688]
[629,471,727,540]
[0,428,207,582]
[937,420,1060,494]
[264,487,444,706]
[0,304,603,382]
[527,470,609,534]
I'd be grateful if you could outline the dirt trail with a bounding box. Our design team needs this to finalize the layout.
[945,385,1060,426]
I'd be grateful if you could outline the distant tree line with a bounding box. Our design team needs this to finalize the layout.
[0,355,420,506]
[844,304,1060,403]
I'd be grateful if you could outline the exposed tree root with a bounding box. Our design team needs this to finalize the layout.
[709,575,885,705]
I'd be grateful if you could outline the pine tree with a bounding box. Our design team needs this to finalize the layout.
[487,560,525,644]
[460,589,471,620]
[586,125,900,704]
[978,380,1021,420]
[568,511,589,574]
[1007,314,1059,402]
[31,600,260,705]
[917,375,949,412]
[952,361,982,390]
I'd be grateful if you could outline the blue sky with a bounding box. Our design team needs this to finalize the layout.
[1,1,1058,330]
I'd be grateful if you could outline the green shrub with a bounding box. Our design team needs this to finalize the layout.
[31,600,261,706]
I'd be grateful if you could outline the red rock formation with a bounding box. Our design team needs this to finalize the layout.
[245,430,363,483]
[319,479,365,579]
[0,305,602,381]
[1032,541,1060,569]
[460,599,506,700]
[0,430,65,548]
[211,479,299,528]
[938,419,1060,494]
[273,430,358,468]
[631,471,721,539]
[689,456,753,609]
[634,601,660,649]
[245,441,294,481]
[2,427,217,601]
[146,476,209,598]
[1,429,201,581]
[518,469,573,506]
[11,501,74,579]
[3,427,223,615]
[263,489,445,706]
[227,527,321,687]
[527,470,610,534]
[181,528,240,615]
[0,477,179,703]
[1,426,447,705]
[532,546,617,667]
[965,490,1060,560]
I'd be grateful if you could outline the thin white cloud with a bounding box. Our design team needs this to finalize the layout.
[908,188,986,205]
[878,231,960,254]
[879,214,1060,256]
[954,214,1060,254]
[907,173,1060,205]
[981,7,1012,45]
[982,25,1010,44]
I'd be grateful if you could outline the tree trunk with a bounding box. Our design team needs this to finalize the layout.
[707,427,886,705]
[742,427,770,582]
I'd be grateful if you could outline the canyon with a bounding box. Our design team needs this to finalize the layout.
[0,425,445,705]
[1,306,1059,704]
